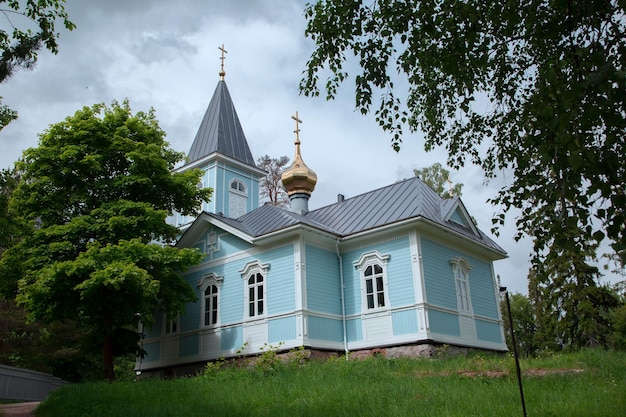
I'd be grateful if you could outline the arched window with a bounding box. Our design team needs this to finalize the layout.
[450,257,473,314]
[198,273,223,327]
[204,284,219,326]
[240,261,270,319]
[230,179,246,193]
[229,179,248,218]
[354,251,390,311]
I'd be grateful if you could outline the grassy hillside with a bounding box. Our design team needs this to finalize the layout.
[35,349,626,417]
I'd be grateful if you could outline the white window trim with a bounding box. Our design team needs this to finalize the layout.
[450,256,473,315]
[240,261,270,319]
[229,178,247,195]
[353,251,391,312]
[198,273,223,328]
[163,313,179,335]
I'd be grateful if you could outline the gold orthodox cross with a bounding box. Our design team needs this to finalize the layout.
[291,111,302,142]
[218,44,227,80]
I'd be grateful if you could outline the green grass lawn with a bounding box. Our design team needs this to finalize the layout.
[34,349,626,417]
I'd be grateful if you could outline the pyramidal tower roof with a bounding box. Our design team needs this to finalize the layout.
[186,79,256,166]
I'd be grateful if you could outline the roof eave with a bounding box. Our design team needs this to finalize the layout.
[340,216,507,260]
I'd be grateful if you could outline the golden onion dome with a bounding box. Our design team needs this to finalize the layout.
[281,136,317,196]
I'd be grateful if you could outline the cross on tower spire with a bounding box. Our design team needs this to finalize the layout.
[291,111,302,144]
[218,44,228,80]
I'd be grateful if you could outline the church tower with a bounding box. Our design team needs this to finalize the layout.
[173,46,266,226]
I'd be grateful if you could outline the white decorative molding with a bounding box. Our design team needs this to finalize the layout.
[353,250,390,270]
[240,260,270,279]
[449,256,473,271]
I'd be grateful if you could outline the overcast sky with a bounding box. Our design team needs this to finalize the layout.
[2,0,621,294]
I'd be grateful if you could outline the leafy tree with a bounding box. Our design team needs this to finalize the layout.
[3,100,211,381]
[529,263,622,350]
[500,292,537,357]
[301,0,625,349]
[414,162,463,198]
[0,0,75,130]
[0,167,25,298]
[0,0,75,82]
[257,154,290,208]
[0,98,17,130]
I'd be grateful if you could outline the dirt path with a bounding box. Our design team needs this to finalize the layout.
[0,402,40,417]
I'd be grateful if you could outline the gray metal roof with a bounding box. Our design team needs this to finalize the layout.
[198,177,505,255]
[187,80,256,166]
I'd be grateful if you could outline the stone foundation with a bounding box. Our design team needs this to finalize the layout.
[138,342,488,379]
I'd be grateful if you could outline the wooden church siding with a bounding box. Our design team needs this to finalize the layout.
[179,334,199,357]
[268,316,297,344]
[144,313,162,339]
[305,244,342,315]
[346,318,363,341]
[307,316,343,342]
[199,330,221,357]
[179,296,200,333]
[214,164,225,215]
[384,236,414,307]
[212,233,253,259]
[141,342,160,363]
[265,245,296,315]
[392,309,419,335]
[215,261,246,324]
[428,309,461,337]
[420,237,458,311]
[449,208,465,225]
[475,319,503,344]
[466,258,499,319]
[220,325,243,352]
[341,236,411,314]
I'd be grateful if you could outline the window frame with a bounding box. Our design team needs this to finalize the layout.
[450,257,473,315]
[198,273,223,328]
[163,313,179,335]
[240,261,270,320]
[353,251,391,312]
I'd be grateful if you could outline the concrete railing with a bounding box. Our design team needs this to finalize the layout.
[0,364,67,401]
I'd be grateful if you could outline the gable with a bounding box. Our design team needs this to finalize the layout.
[440,198,480,238]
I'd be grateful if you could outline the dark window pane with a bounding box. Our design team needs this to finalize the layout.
[365,265,372,276]
[374,264,383,274]
[257,274,263,283]
[257,285,263,300]
[258,300,264,315]
[249,287,255,302]
[248,276,254,285]
[366,279,373,294]
[376,277,384,291]
[367,294,374,309]
[249,302,255,317]
[212,309,218,324]
[377,292,385,307]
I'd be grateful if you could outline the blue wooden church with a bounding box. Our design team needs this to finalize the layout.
[138,69,508,375]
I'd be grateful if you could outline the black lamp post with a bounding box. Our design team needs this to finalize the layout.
[500,286,527,417]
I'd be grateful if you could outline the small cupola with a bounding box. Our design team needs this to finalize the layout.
[281,111,317,214]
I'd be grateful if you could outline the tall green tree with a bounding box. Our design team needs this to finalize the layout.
[0,0,75,131]
[301,0,625,348]
[3,101,211,381]
[257,154,290,208]
[0,167,24,298]
[500,292,537,357]
[414,162,463,198]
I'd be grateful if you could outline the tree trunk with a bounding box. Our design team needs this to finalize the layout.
[103,315,115,382]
